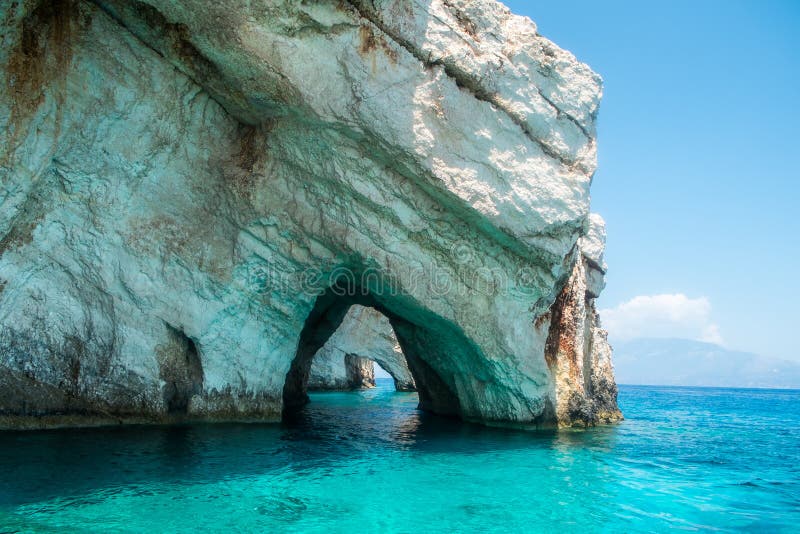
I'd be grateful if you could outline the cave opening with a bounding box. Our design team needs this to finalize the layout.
[281,275,465,420]
[306,304,418,394]
[158,327,204,416]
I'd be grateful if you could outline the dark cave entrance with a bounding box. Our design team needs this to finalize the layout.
[158,326,204,416]
[281,275,463,419]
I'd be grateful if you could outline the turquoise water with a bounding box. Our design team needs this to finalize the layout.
[1,382,798,532]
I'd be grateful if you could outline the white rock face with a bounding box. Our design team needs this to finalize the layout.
[309,350,376,392]
[0,0,620,428]
[308,306,416,392]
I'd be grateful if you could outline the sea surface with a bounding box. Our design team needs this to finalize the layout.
[1,381,798,532]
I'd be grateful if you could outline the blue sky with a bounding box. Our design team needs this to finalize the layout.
[504,0,800,361]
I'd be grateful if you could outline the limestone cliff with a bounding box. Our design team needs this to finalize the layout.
[0,0,621,428]
[308,305,416,392]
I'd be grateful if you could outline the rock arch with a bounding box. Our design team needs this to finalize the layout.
[0,0,621,429]
[282,276,467,418]
[307,305,416,393]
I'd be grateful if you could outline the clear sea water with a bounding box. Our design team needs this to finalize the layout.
[1,381,798,533]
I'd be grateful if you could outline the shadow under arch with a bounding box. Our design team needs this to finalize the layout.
[283,273,484,420]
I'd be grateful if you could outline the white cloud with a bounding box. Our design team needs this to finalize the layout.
[600,294,724,345]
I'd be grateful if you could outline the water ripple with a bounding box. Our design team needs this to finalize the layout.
[0,382,798,532]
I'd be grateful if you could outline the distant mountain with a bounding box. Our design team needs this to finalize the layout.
[612,338,800,389]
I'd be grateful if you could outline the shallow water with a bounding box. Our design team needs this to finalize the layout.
[1,381,798,532]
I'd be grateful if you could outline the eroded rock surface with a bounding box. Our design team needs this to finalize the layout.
[309,351,376,392]
[0,0,621,428]
[308,305,416,392]
[544,215,620,425]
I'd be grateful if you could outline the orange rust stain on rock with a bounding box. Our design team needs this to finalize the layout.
[5,0,76,132]
[543,275,582,381]
[380,40,399,64]
[225,123,271,196]
[358,24,378,55]
[358,24,398,66]
[229,125,259,194]
[237,124,259,173]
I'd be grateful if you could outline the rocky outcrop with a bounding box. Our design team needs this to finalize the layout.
[544,215,620,425]
[308,305,416,392]
[309,351,376,391]
[0,0,620,429]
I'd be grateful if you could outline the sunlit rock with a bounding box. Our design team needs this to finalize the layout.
[545,215,620,425]
[0,0,621,428]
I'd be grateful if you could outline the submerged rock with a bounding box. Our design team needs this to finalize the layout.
[308,305,416,392]
[0,0,621,428]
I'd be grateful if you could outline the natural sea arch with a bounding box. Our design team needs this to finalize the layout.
[283,276,470,418]
[306,305,417,393]
[0,0,621,429]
